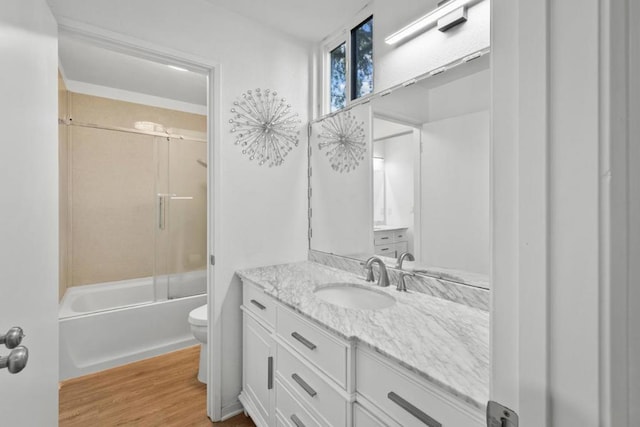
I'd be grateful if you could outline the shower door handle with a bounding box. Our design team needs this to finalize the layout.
[158,194,166,230]
[157,193,176,230]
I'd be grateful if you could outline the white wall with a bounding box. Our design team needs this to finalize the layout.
[0,0,59,424]
[381,133,415,250]
[421,110,489,275]
[628,0,640,423]
[372,0,490,93]
[427,68,490,123]
[46,0,311,418]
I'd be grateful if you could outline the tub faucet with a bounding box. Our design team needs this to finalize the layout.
[364,256,390,287]
[395,251,415,269]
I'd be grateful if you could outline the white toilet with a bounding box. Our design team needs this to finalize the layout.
[188,304,207,383]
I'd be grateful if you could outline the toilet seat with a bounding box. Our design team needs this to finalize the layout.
[188,304,207,326]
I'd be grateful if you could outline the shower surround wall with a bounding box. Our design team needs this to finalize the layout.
[58,88,206,299]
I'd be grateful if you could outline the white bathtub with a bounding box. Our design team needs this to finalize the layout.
[59,274,207,380]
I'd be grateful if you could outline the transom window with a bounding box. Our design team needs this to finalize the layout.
[326,15,374,113]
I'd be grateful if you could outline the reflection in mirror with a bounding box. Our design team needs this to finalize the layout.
[309,103,373,256]
[309,53,490,289]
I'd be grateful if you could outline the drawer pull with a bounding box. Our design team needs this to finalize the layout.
[291,332,317,350]
[381,248,390,251]
[250,299,266,310]
[381,236,390,240]
[290,414,306,427]
[387,392,441,427]
[292,373,317,397]
[267,356,273,390]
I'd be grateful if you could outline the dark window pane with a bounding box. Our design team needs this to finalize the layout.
[351,16,373,100]
[330,43,346,112]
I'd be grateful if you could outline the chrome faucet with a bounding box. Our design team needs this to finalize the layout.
[397,272,412,292]
[395,251,415,269]
[364,256,390,287]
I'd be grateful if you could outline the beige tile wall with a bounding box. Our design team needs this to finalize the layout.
[58,73,68,300]
[58,86,206,299]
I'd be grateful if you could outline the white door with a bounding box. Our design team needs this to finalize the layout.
[0,1,59,425]
[491,1,634,426]
[243,314,274,426]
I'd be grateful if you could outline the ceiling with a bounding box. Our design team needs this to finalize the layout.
[57,0,370,108]
[372,54,490,125]
[207,0,370,41]
[58,33,207,107]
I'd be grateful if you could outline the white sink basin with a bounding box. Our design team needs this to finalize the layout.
[314,283,396,310]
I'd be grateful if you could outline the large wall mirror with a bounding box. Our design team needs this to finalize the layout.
[309,51,490,289]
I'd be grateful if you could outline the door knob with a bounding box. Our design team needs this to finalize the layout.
[0,327,24,349]
[0,346,28,374]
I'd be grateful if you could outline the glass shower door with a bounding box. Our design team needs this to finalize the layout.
[155,134,207,300]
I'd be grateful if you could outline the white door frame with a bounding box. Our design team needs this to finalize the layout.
[55,18,223,421]
[492,0,633,425]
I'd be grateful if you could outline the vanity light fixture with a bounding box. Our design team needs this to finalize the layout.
[384,0,476,45]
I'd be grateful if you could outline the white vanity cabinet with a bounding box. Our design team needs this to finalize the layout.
[240,279,484,427]
[374,227,409,258]
[241,280,352,427]
[242,313,275,427]
[355,348,484,427]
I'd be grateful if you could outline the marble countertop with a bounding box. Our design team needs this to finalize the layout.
[236,261,489,411]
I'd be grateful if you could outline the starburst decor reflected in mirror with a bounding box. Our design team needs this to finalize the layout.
[317,111,367,173]
[229,88,301,167]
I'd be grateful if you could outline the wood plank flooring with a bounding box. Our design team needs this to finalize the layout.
[59,346,256,427]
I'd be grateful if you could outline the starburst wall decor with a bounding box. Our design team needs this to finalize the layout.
[317,110,367,173]
[229,88,301,167]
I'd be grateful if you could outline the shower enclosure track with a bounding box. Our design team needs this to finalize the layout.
[58,118,206,143]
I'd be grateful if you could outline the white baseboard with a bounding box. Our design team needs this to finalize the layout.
[220,400,244,421]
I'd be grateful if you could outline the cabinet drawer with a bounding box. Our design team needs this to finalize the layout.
[374,231,394,245]
[354,403,387,427]
[394,230,408,242]
[395,241,408,254]
[243,281,276,328]
[356,349,483,427]
[276,306,348,388]
[275,379,321,427]
[374,244,395,257]
[277,344,348,427]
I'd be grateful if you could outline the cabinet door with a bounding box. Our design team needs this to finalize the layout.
[244,313,274,426]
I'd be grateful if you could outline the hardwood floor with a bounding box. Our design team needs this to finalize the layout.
[59,346,256,427]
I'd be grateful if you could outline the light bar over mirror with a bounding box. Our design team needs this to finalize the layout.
[385,0,479,45]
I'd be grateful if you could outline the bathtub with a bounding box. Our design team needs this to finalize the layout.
[59,273,207,380]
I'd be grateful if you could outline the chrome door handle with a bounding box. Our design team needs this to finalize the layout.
[0,346,28,374]
[157,193,176,230]
[291,373,317,397]
[158,193,166,230]
[0,326,24,349]
[291,332,317,350]
[387,392,441,426]
[290,414,306,427]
